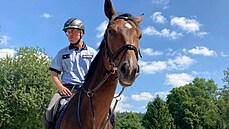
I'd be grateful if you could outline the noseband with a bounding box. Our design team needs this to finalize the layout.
[105,43,139,62]
[104,13,142,65]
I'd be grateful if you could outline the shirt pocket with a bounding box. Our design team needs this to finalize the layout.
[62,57,72,72]
[79,57,91,73]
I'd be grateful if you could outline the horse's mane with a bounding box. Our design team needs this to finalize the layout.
[84,40,105,83]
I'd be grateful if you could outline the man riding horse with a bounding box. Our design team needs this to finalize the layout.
[44,0,142,128]
[43,18,97,129]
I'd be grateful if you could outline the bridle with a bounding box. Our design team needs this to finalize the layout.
[77,13,142,129]
[104,14,142,70]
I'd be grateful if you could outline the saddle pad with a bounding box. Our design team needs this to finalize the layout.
[55,97,72,129]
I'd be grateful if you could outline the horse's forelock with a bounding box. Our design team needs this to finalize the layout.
[111,13,139,27]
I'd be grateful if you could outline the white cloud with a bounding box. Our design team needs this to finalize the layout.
[170,17,207,36]
[143,26,182,39]
[96,20,108,38]
[167,55,195,70]
[182,48,187,53]
[154,91,170,100]
[195,31,208,37]
[139,60,167,74]
[160,28,183,39]
[191,71,210,75]
[221,52,229,57]
[166,48,179,56]
[139,55,195,74]
[152,0,169,6]
[188,46,217,57]
[131,92,153,101]
[171,17,200,32]
[0,48,16,58]
[142,26,159,35]
[165,73,194,87]
[111,94,133,112]
[151,12,166,24]
[142,48,163,56]
[41,13,53,19]
[0,35,10,45]
[115,102,133,112]
[191,71,212,79]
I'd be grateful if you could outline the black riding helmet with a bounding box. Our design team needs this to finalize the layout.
[63,18,85,34]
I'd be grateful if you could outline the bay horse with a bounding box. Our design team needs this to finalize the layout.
[58,0,142,128]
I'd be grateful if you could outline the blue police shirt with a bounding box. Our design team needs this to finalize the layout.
[49,43,97,86]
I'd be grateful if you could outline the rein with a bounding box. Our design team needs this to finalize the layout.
[77,63,118,129]
[78,69,120,129]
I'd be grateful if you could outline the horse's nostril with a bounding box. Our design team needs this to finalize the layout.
[120,62,128,75]
[136,65,139,73]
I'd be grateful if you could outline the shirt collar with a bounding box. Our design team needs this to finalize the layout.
[68,42,87,50]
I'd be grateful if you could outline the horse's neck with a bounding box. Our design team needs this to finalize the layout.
[85,52,118,97]
[80,52,118,128]
[85,51,118,99]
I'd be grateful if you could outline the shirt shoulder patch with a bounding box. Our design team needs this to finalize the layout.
[62,54,70,59]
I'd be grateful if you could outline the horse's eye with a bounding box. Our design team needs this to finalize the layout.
[108,29,116,36]
[139,33,142,39]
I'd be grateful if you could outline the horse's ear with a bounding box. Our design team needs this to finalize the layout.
[104,0,116,20]
[135,14,144,24]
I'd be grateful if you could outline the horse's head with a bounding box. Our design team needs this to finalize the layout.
[104,0,143,87]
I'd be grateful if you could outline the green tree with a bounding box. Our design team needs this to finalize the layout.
[167,78,220,129]
[116,112,144,129]
[0,47,55,129]
[217,69,229,128]
[142,95,174,129]
[217,86,229,129]
[223,68,229,85]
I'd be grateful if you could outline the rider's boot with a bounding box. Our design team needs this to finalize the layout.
[43,113,53,129]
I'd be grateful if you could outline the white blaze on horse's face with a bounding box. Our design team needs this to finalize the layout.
[114,21,140,87]
[124,22,132,29]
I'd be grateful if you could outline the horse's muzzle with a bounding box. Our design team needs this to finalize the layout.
[118,61,139,86]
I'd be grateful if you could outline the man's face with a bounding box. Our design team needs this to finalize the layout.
[66,29,82,43]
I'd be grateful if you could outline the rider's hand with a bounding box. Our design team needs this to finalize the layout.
[59,86,72,96]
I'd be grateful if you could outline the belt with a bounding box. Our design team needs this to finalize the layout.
[63,83,80,90]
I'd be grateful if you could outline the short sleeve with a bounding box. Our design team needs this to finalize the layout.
[49,51,62,74]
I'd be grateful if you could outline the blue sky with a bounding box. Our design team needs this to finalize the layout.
[0,0,229,113]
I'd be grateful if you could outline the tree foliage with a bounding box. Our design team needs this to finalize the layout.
[167,78,220,129]
[116,112,144,129]
[217,68,229,128]
[223,68,229,85]
[0,47,55,129]
[142,95,174,129]
[217,85,229,129]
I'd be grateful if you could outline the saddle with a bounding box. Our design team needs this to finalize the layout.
[52,96,70,124]
[52,86,80,124]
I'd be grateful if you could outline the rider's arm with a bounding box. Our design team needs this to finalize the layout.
[51,71,72,96]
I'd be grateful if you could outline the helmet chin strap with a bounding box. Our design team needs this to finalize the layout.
[70,32,83,47]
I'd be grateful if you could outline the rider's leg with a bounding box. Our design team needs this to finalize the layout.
[43,93,61,129]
